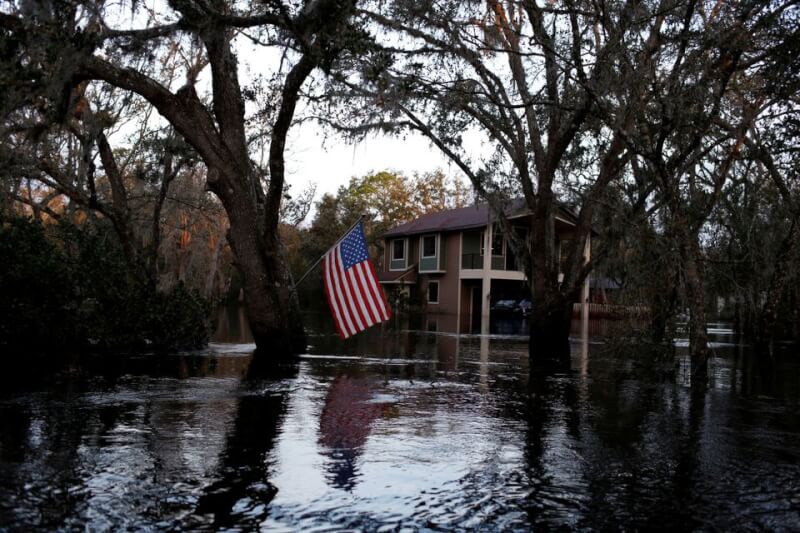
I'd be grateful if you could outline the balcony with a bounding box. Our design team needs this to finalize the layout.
[461,253,524,271]
[461,253,483,269]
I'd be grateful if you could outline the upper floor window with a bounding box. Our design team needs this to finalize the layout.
[422,235,437,258]
[392,239,406,261]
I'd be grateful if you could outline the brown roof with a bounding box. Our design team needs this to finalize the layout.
[383,199,577,238]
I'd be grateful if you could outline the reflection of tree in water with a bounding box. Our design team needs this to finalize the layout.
[194,360,297,529]
[0,387,129,530]
[318,373,387,491]
[520,352,713,530]
[522,372,582,529]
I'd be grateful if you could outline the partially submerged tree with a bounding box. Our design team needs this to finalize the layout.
[619,0,799,376]
[1,0,362,356]
[329,0,675,363]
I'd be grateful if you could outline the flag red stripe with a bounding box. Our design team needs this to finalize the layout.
[322,253,346,339]
[337,250,366,332]
[331,250,356,337]
[361,263,385,321]
[329,253,354,338]
[358,261,386,321]
[353,262,380,324]
[346,267,374,327]
[367,260,391,319]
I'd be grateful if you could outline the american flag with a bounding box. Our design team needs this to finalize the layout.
[323,222,391,338]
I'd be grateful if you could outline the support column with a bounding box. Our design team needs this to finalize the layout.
[481,224,492,335]
[581,233,591,340]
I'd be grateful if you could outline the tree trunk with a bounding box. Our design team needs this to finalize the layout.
[528,289,572,368]
[650,283,678,345]
[679,232,710,386]
[528,193,572,368]
[218,183,305,356]
[756,219,799,353]
[63,0,354,359]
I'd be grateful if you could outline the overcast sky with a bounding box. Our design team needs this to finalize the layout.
[283,120,463,199]
[236,38,479,208]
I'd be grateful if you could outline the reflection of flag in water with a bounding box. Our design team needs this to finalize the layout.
[319,374,387,491]
[323,222,391,338]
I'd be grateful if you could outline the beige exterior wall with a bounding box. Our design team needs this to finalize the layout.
[422,231,460,316]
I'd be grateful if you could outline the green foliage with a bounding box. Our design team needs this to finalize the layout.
[0,218,76,345]
[335,170,471,237]
[0,217,211,352]
[306,170,469,249]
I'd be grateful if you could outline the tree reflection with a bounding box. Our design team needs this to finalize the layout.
[522,371,581,528]
[195,360,297,528]
[519,343,716,530]
[0,386,129,530]
[670,384,707,529]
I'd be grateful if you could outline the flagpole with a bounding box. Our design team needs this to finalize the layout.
[294,214,366,288]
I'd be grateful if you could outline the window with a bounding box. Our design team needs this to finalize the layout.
[491,225,505,256]
[422,235,437,258]
[392,239,406,261]
[427,280,439,304]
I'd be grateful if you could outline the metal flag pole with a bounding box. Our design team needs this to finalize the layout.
[293,214,366,288]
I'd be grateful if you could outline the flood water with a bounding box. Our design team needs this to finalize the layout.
[1,310,799,531]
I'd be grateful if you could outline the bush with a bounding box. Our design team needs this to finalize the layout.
[0,218,76,345]
[0,217,211,352]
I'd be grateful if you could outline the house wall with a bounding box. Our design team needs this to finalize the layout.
[409,236,419,266]
[381,215,585,330]
[422,231,460,316]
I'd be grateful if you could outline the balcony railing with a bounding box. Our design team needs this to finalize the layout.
[461,253,483,269]
[461,253,526,271]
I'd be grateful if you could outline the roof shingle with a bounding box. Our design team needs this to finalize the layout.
[383,199,533,238]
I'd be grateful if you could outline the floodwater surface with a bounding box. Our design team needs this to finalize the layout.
[1,313,799,531]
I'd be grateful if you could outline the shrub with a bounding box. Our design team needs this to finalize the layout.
[0,217,212,352]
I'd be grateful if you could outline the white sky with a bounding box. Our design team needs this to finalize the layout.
[283,122,476,198]
[236,38,479,204]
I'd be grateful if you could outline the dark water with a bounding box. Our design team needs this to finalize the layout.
[1,313,799,531]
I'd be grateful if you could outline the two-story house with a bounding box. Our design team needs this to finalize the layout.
[378,200,590,334]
